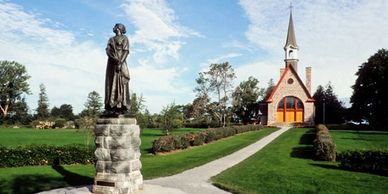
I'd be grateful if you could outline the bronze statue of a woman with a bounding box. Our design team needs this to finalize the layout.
[104,23,131,115]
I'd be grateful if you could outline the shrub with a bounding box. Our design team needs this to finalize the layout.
[54,118,67,128]
[152,125,264,153]
[32,120,55,129]
[152,136,176,153]
[0,145,94,167]
[75,116,97,129]
[313,124,336,161]
[337,150,388,174]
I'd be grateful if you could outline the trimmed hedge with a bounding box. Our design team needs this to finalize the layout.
[152,125,266,153]
[313,124,336,161]
[337,150,388,174]
[0,144,94,168]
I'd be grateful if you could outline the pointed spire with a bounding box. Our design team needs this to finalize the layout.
[284,7,298,49]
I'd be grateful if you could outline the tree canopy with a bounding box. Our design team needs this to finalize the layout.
[51,104,74,120]
[194,62,235,127]
[313,83,346,124]
[0,61,30,118]
[350,49,388,128]
[232,76,263,123]
[81,91,103,118]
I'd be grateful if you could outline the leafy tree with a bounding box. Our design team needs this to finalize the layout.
[0,61,31,118]
[313,83,346,124]
[8,97,32,125]
[130,93,145,115]
[36,84,50,119]
[81,91,103,117]
[160,102,182,135]
[188,95,209,120]
[195,62,236,127]
[51,104,74,120]
[232,76,264,123]
[350,49,388,128]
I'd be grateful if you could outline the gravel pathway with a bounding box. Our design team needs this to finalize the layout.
[39,126,290,194]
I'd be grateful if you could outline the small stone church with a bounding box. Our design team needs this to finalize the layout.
[261,11,315,126]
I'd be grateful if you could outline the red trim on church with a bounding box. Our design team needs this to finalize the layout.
[266,64,314,103]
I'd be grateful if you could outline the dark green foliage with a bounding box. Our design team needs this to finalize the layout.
[80,91,103,118]
[351,49,388,129]
[337,150,388,174]
[51,104,75,120]
[313,83,346,124]
[53,118,67,128]
[152,125,264,153]
[0,145,94,167]
[36,84,50,119]
[313,124,336,161]
[232,76,263,123]
[0,61,31,119]
[160,102,183,135]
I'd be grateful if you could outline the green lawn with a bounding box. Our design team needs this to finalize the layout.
[0,128,93,147]
[330,130,388,152]
[0,127,202,149]
[0,127,277,193]
[212,128,388,194]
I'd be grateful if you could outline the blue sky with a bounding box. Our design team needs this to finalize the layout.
[1,0,388,114]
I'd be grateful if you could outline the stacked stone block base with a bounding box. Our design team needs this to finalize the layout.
[93,117,143,194]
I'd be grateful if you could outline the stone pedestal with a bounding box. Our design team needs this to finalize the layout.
[92,117,143,194]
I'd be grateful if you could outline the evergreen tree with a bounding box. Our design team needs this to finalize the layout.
[313,83,346,124]
[36,84,50,119]
[263,79,275,101]
[82,91,103,117]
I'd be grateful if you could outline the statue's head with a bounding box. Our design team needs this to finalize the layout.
[113,23,126,35]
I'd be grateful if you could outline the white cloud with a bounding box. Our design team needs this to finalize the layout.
[239,0,388,99]
[0,2,106,113]
[202,52,243,68]
[120,0,200,112]
[122,0,202,64]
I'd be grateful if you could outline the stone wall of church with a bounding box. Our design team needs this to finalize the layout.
[267,69,315,126]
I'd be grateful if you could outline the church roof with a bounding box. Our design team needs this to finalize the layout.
[266,64,314,103]
[284,11,298,49]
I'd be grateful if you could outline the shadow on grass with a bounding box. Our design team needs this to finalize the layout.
[0,166,93,194]
[0,175,66,194]
[310,163,388,177]
[290,129,315,159]
[290,146,314,159]
[52,165,93,186]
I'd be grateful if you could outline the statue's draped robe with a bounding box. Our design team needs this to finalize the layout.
[105,35,130,111]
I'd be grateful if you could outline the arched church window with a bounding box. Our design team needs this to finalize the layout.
[286,96,295,108]
[277,96,303,110]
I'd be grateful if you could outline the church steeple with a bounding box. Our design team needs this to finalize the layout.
[284,6,299,71]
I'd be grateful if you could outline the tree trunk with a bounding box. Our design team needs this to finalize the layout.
[0,104,9,118]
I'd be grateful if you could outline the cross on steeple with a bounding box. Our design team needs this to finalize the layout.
[289,2,293,12]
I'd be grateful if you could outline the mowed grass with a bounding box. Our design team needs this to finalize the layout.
[0,127,277,193]
[330,130,388,152]
[212,128,388,194]
[0,128,93,147]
